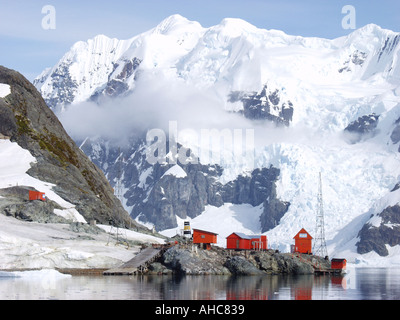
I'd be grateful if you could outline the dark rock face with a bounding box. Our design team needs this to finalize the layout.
[228,84,294,126]
[390,117,400,152]
[90,58,142,101]
[81,135,290,232]
[338,50,367,73]
[161,245,231,275]
[157,245,328,275]
[344,113,380,143]
[0,186,70,224]
[356,205,400,256]
[33,63,78,110]
[0,66,141,228]
[224,256,264,275]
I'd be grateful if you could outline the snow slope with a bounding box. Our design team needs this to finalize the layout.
[34,15,400,265]
[0,139,84,222]
[0,212,164,270]
[0,138,165,270]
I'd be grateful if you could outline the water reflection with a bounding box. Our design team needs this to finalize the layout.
[1,268,400,300]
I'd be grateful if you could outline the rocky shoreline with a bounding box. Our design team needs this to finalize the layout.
[147,245,331,276]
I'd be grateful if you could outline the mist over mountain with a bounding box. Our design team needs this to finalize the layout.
[33,14,400,262]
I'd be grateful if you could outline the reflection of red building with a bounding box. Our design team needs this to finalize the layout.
[226,288,269,300]
[192,229,218,250]
[294,287,312,300]
[226,233,267,250]
[293,228,312,254]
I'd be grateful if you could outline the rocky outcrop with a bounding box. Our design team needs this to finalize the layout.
[81,135,290,232]
[0,66,143,229]
[356,204,400,256]
[154,245,329,275]
[0,186,69,224]
[390,117,400,152]
[137,162,289,231]
[229,84,294,126]
[344,113,380,143]
[338,50,367,73]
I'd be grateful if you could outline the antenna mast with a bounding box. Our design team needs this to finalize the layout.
[313,172,328,258]
[114,147,124,204]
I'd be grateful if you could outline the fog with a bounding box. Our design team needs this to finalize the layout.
[56,71,361,159]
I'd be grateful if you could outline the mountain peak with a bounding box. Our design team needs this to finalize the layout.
[215,17,259,36]
[347,23,399,40]
[153,14,203,35]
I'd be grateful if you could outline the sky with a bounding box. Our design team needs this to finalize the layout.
[0,0,399,81]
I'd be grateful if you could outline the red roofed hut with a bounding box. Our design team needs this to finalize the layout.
[331,258,347,270]
[29,191,46,201]
[192,229,218,250]
[226,233,267,251]
[293,228,313,254]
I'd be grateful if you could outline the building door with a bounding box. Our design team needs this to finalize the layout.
[236,240,240,249]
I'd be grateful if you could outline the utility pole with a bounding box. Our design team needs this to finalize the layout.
[313,172,328,258]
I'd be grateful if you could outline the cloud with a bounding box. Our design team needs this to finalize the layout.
[57,71,254,143]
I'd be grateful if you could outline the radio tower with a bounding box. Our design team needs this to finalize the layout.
[114,148,124,204]
[313,172,328,258]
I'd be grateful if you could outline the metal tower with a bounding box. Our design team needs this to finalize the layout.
[313,172,328,258]
[114,148,124,204]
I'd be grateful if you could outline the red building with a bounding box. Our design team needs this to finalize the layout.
[192,229,218,250]
[226,233,268,251]
[293,228,313,254]
[331,258,347,270]
[29,191,46,201]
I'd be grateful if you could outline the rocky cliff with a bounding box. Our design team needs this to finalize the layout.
[150,245,330,275]
[0,66,144,229]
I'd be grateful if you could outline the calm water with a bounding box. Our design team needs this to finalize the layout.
[1,267,400,300]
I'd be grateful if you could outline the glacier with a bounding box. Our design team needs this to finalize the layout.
[33,14,400,265]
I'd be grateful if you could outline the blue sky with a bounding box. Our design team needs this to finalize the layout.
[0,0,399,81]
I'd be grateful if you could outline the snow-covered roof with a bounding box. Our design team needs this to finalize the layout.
[227,232,264,240]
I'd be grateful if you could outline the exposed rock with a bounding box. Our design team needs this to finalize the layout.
[158,245,327,275]
[224,256,264,275]
[82,134,290,231]
[344,113,380,143]
[338,50,367,73]
[390,117,400,149]
[68,221,104,235]
[161,245,231,275]
[357,205,400,256]
[228,84,294,126]
[0,66,143,229]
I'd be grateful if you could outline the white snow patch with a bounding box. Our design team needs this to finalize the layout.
[0,213,165,270]
[161,203,263,248]
[53,208,86,223]
[161,164,187,178]
[0,83,10,98]
[0,139,85,222]
[97,224,165,244]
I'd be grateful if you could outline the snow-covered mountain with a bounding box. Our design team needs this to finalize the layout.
[34,14,400,265]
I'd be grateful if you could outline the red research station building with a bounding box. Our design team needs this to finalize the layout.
[28,191,46,201]
[226,232,268,250]
[331,258,347,270]
[192,229,218,250]
[293,228,313,254]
